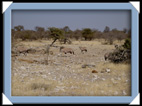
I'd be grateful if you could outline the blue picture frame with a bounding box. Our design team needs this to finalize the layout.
[3,2,139,104]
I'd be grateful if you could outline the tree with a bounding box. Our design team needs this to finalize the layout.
[63,26,70,33]
[14,25,24,31]
[62,26,72,44]
[103,26,110,33]
[48,27,64,46]
[82,28,94,41]
[73,29,82,40]
[35,26,45,39]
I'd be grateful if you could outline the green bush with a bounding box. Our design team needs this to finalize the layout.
[107,38,131,63]
[82,28,94,41]
[123,38,131,50]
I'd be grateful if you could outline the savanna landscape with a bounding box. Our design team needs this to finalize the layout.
[11,25,131,96]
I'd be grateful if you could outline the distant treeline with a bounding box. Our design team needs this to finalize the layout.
[12,25,131,44]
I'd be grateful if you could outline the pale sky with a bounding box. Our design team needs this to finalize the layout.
[12,10,131,32]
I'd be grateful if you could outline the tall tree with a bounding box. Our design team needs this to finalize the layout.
[103,26,110,33]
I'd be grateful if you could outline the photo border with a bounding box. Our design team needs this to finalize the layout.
[3,2,139,104]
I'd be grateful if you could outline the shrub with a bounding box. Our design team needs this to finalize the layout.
[123,38,131,50]
[107,39,131,63]
[82,28,94,41]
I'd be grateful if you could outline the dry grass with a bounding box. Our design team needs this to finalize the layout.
[11,39,131,96]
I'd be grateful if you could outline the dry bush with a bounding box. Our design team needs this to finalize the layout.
[31,83,50,90]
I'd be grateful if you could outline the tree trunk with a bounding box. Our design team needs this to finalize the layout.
[45,45,51,65]
[50,38,58,46]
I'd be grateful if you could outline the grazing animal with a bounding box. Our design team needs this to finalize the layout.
[60,46,74,55]
[17,47,29,55]
[79,47,87,53]
[16,47,36,55]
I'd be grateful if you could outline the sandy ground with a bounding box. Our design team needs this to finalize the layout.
[11,39,131,96]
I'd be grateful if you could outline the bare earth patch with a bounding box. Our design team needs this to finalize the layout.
[11,40,131,96]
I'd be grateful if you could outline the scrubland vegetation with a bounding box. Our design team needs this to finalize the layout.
[11,25,131,96]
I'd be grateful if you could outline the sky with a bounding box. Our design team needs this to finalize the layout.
[12,10,131,32]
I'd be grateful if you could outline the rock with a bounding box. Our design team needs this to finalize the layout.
[31,72,36,74]
[41,75,47,79]
[92,70,98,73]
[101,78,106,81]
[53,62,61,66]
[20,66,25,70]
[101,90,104,94]
[122,90,127,95]
[106,68,111,73]
[87,64,95,68]
[114,91,118,95]
[101,68,110,73]
[49,51,53,55]
[82,65,86,68]
[82,64,95,68]
[21,80,24,82]
[14,73,17,76]
[101,70,105,73]
[39,72,43,74]
[92,74,98,80]
[125,79,130,83]
[116,77,121,80]
[30,78,34,80]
